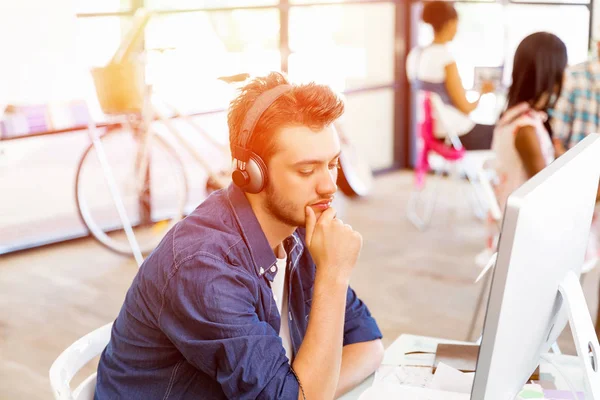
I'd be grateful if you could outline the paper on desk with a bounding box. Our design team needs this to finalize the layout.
[382,334,470,366]
[358,383,470,400]
[374,365,433,388]
[382,336,437,365]
[429,362,475,394]
[382,349,436,367]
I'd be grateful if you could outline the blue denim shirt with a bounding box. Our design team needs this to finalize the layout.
[95,184,382,399]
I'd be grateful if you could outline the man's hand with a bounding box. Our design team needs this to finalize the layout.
[293,206,363,400]
[304,206,362,284]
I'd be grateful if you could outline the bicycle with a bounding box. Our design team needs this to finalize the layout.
[75,59,241,266]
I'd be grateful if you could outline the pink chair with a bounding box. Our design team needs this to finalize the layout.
[407,91,467,230]
[407,91,498,230]
[413,91,465,190]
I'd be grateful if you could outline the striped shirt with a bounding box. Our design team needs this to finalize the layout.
[550,60,600,149]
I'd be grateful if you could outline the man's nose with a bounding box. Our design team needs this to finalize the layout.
[317,167,338,195]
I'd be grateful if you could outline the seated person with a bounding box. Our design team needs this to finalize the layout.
[487,35,600,305]
[406,0,495,150]
[491,33,599,263]
[480,32,567,265]
[492,32,567,213]
[94,72,384,400]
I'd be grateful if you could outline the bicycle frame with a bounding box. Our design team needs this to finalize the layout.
[150,99,231,177]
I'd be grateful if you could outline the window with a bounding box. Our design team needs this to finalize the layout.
[414,1,590,89]
[144,9,280,111]
[511,0,589,4]
[76,0,133,14]
[505,4,590,68]
[288,3,395,92]
[75,17,132,68]
[145,0,277,10]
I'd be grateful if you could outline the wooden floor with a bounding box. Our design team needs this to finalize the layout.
[1,172,599,399]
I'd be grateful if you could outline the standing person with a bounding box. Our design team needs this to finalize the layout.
[551,40,600,155]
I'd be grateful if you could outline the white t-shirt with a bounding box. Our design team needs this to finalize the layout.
[271,254,293,363]
[406,44,475,137]
[406,44,454,83]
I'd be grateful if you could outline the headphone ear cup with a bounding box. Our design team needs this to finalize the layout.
[232,168,250,188]
[242,152,268,194]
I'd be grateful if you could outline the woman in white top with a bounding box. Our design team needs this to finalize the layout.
[406,1,494,150]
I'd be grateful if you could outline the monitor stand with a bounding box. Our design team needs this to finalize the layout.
[557,270,600,399]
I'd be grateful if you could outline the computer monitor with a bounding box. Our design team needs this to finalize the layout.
[473,66,504,92]
[471,134,600,399]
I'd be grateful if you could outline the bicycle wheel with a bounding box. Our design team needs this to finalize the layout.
[75,124,188,256]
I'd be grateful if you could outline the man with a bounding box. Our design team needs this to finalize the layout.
[550,40,600,154]
[95,72,384,399]
[550,42,600,338]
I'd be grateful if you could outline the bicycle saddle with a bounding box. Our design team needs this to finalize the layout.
[218,73,250,84]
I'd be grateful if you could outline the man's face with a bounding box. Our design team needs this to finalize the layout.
[262,124,341,227]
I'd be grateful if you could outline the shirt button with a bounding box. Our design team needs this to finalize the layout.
[289,312,293,321]
[259,267,265,275]
[271,266,277,273]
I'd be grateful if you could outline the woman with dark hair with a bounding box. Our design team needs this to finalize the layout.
[492,31,568,211]
[480,32,600,267]
[489,31,599,279]
[406,1,495,150]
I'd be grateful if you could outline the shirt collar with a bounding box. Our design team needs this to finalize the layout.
[262,233,304,282]
[226,184,305,281]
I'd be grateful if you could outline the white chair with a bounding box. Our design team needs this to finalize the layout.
[49,322,113,400]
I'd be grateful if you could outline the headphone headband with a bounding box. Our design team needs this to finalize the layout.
[233,84,293,162]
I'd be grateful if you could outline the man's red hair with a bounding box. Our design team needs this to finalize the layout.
[228,72,344,164]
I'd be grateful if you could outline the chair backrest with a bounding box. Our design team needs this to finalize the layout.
[414,91,434,188]
[415,91,466,188]
[416,90,434,142]
[49,322,113,400]
[426,91,465,152]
